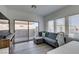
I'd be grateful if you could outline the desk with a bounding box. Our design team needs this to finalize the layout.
[0,33,15,54]
[47,41,79,54]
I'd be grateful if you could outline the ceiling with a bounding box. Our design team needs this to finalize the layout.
[5,5,67,16]
[0,12,9,20]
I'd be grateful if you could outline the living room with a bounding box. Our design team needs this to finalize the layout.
[1,5,79,54]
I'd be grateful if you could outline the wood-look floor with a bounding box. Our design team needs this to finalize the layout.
[13,41,54,54]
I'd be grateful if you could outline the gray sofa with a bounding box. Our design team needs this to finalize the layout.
[39,32,58,47]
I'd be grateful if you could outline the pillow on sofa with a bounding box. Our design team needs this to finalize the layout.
[39,32,42,36]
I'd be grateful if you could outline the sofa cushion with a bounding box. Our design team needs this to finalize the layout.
[44,37,57,43]
[45,32,57,40]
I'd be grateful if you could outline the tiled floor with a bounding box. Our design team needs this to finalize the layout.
[15,37,34,43]
[13,41,53,54]
[15,37,28,43]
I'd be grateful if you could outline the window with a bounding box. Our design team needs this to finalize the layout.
[56,18,65,33]
[0,19,10,35]
[69,14,79,38]
[48,20,54,32]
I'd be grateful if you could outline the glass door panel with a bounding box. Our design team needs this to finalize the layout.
[29,22,38,40]
[15,21,29,43]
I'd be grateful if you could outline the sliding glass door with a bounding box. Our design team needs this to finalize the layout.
[15,20,38,43]
[29,22,38,41]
